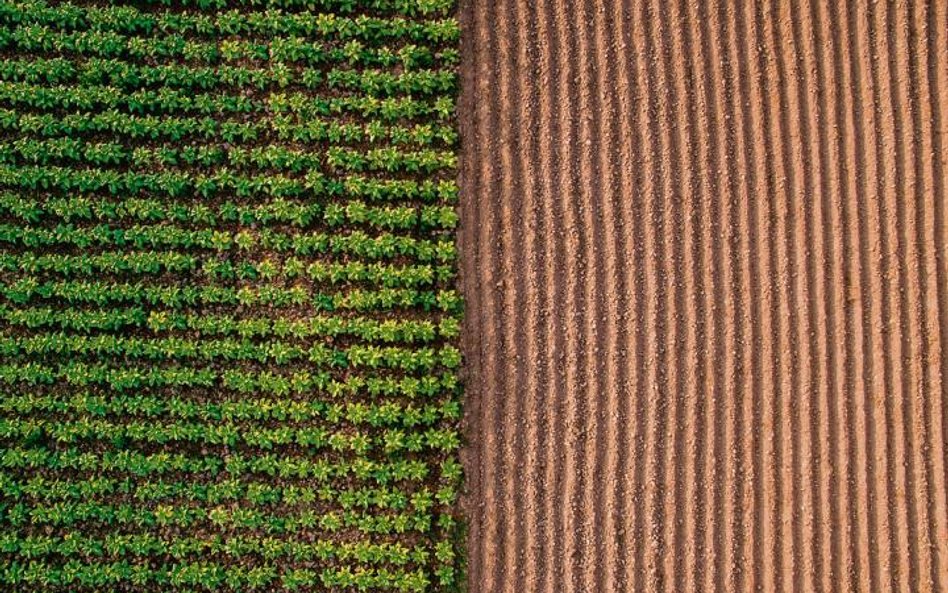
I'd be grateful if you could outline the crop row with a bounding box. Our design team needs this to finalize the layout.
[0,138,456,176]
[2,559,431,592]
[2,281,460,315]
[0,194,459,234]
[2,27,455,69]
[4,472,448,518]
[0,167,458,205]
[2,476,440,521]
[0,199,457,240]
[0,359,457,395]
[0,332,461,370]
[0,58,456,98]
[4,497,439,535]
[0,109,458,148]
[0,254,452,291]
[1,306,458,343]
[1,392,459,431]
[0,414,459,455]
[1,445,435,484]
[2,531,430,567]
[0,225,456,260]
[0,363,441,398]
[0,81,454,122]
[0,1,459,42]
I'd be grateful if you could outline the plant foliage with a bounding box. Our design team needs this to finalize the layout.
[0,0,462,590]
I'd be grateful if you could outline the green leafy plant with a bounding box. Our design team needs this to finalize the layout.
[0,0,462,590]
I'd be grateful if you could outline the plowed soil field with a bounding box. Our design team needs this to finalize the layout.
[458,1,948,592]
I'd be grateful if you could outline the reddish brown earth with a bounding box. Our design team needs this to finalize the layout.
[458,1,948,592]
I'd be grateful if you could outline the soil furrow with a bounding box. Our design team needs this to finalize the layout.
[657,0,697,588]
[641,3,670,590]
[482,1,511,588]
[545,3,573,592]
[595,5,627,592]
[553,4,586,592]
[572,4,600,590]
[791,2,834,588]
[916,3,948,589]
[881,4,919,589]
[580,2,624,591]
[847,4,883,588]
[724,4,760,589]
[930,7,948,565]
[532,3,564,592]
[491,1,523,590]
[627,3,655,590]
[780,1,821,588]
[821,3,856,588]
[460,1,948,591]
[679,1,712,589]
[509,0,543,591]
[704,4,742,591]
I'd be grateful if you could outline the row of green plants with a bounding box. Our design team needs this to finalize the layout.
[0,332,462,370]
[0,392,461,426]
[6,499,440,536]
[0,163,458,201]
[2,445,435,484]
[2,280,460,314]
[2,560,431,592]
[2,27,455,69]
[136,0,453,15]
[0,108,458,147]
[0,226,457,262]
[0,414,460,455]
[3,472,446,513]
[0,360,458,396]
[2,531,429,566]
[0,1,460,42]
[1,251,198,276]
[0,194,459,233]
[0,57,457,97]
[2,306,459,343]
[2,253,451,290]
[1,137,457,175]
[0,80,456,121]
[2,475,439,518]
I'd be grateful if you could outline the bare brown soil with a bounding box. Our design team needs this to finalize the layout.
[457,1,948,591]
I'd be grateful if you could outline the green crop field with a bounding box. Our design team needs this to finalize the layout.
[0,0,462,590]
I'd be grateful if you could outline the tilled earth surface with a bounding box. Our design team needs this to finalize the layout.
[459,1,948,591]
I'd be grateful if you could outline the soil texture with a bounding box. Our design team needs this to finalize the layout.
[459,1,948,591]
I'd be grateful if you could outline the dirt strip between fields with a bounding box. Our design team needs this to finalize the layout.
[458,1,948,592]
